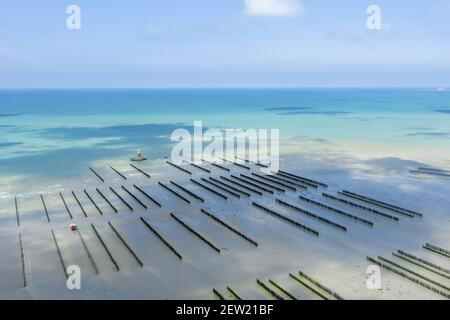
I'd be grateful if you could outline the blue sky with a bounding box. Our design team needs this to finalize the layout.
[0,0,450,88]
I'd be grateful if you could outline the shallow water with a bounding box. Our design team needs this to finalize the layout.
[1,88,450,195]
[1,89,449,299]
[0,153,449,299]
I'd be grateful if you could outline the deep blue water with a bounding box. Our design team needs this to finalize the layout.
[1,88,449,115]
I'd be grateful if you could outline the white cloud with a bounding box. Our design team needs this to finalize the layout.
[244,0,304,17]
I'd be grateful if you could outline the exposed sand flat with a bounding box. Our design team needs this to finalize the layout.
[0,154,449,300]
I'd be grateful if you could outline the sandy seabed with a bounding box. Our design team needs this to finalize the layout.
[0,150,449,300]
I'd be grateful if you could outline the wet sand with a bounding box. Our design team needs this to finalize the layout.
[0,154,449,300]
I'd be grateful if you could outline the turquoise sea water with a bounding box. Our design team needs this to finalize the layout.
[1,88,449,191]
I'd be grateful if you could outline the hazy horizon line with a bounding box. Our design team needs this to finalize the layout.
[0,86,448,91]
